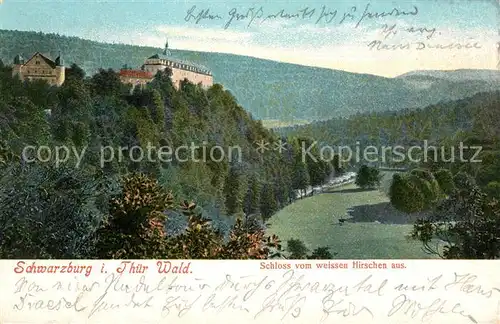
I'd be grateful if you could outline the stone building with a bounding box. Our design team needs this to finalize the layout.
[118,67,154,91]
[12,52,65,86]
[140,41,213,90]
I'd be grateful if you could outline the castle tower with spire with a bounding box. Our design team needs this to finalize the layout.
[163,40,171,56]
[55,51,64,66]
[138,39,213,90]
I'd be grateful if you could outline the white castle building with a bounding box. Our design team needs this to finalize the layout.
[119,41,213,90]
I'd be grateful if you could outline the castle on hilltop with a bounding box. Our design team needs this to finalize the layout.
[119,40,213,90]
[12,52,65,86]
[9,41,213,91]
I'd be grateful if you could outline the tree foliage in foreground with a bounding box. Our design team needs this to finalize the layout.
[411,173,500,259]
[94,173,283,259]
[286,238,333,259]
[0,164,112,259]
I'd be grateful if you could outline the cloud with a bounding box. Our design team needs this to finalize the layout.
[155,25,254,42]
[102,19,499,78]
[257,18,296,30]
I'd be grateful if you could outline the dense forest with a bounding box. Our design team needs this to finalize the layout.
[0,60,343,259]
[278,91,495,146]
[1,36,499,258]
[1,29,500,121]
[281,90,500,258]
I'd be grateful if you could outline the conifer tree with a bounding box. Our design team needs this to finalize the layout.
[260,183,278,221]
[291,138,310,195]
[224,165,247,216]
[66,63,85,80]
[244,174,261,215]
[152,89,165,131]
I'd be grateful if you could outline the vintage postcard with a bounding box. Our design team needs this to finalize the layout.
[0,0,499,322]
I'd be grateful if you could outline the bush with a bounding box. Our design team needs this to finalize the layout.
[411,180,500,259]
[389,173,425,213]
[390,168,446,214]
[308,247,333,259]
[453,171,476,188]
[355,165,381,189]
[287,239,308,259]
[408,173,440,208]
[485,181,500,199]
[433,168,455,195]
[410,168,434,182]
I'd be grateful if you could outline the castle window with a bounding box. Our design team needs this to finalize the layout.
[35,61,40,65]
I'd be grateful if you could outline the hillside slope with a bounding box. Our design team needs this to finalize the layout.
[397,69,500,82]
[1,29,499,121]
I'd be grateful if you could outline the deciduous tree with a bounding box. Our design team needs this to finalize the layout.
[355,165,381,189]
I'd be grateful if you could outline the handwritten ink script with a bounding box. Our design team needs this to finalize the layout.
[368,23,482,51]
[183,3,486,51]
[2,260,500,323]
[184,3,419,29]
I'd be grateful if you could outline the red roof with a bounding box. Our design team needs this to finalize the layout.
[119,69,153,79]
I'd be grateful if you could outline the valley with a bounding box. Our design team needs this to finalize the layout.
[266,180,436,259]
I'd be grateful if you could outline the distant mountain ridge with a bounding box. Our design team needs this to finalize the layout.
[397,69,500,82]
[1,29,499,121]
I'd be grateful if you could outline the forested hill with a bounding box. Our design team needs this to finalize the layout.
[278,90,500,150]
[1,29,500,121]
[0,61,346,258]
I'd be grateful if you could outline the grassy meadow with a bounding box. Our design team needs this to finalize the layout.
[261,119,310,129]
[266,182,437,259]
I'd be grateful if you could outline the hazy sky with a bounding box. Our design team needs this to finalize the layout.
[0,0,498,77]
